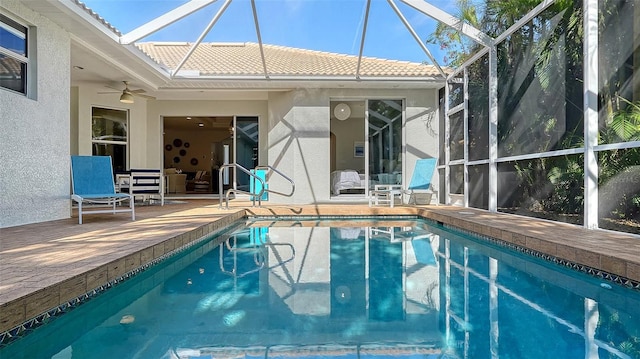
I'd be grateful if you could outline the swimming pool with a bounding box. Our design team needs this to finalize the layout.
[1,218,639,358]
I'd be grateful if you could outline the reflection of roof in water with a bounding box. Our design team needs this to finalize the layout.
[170,344,447,359]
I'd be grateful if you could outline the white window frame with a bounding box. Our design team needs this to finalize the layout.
[0,12,32,97]
[91,106,130,171]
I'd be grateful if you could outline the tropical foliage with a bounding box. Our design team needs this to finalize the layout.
[432,0,640,233]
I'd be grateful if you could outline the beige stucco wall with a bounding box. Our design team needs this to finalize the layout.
[331,114,366,172]
[74,83,150,168]
[266,88,439,204]
[71,94,269,175]
[0,1,71,228]
[148,100,270,170]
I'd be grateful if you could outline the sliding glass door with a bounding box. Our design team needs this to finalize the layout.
[367,100,403,190]
[234,116,259,192]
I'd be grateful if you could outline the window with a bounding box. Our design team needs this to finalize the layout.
[92,107,128,172]
[0,13,28,94]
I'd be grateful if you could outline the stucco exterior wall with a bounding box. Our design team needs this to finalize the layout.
[331,114,366,172]
[0,1,71,228]
[148,99,269,170]
[74,83,150,168]
[267,91,297,200]
[72,93,269,175]
[267,88,439,204]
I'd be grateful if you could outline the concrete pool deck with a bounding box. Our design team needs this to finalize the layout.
[1,199,639,336]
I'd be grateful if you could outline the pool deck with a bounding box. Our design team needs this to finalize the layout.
[1,199,639,336]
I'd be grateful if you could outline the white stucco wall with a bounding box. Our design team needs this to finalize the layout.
[74,83,150,168]
[72,93,269,176]
[332,115,366,171]
[148,99,269,169]
[0,2,71,228]
[267,88,439,204]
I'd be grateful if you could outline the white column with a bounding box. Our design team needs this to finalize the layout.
[583,0,599,229]
[445,82,451,205]
[584,298,599,359]
[488,46,498,212]
[489,258,499,358]
[463,68,470,208]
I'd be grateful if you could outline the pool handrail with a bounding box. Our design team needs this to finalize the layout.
[254,165,295,198]
[218,163,295,209]
[219,163,266,209]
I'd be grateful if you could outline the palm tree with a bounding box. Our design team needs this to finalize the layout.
[426,0,482,67]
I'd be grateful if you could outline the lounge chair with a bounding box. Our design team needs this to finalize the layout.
[406,158,438,205]
[70,155,135,224]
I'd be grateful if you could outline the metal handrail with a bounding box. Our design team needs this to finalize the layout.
[255,165,295,197]
[219,163,266,209]
[218,238,295,279]
[218,164,296,209]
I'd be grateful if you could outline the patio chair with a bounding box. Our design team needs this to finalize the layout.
[369,184,403,208]
[117,169,165,205]
[70,155,135,224]
[188,170,211,192]
[406,158,438,205]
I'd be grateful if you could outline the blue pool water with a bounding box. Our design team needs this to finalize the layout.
[2,218,640,358]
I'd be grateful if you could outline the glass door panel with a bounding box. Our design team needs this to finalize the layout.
[368,100,403,190]
[235,116,259,192]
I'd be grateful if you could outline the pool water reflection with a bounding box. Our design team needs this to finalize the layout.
[1,218,639,358]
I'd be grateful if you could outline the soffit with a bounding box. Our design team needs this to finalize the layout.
[21,0,169,91]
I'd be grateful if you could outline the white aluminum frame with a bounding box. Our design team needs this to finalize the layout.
[57,0,640,231]
[440,0,640,231]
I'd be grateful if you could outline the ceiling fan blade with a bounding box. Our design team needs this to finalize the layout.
[104,84,121,92]
[132,92,156,100]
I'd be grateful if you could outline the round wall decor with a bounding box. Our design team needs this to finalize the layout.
[173,138,183,147]
[184,142,190,148]
[173,156,180,163]
[165,144,172,151]
[190,158,198,166]
[179,149,187,156]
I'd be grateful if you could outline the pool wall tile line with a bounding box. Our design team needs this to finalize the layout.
[433,216,640,291]
[415,208,640,283]
[0,210,246,346]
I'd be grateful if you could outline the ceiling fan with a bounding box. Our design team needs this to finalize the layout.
[98,81,155,103]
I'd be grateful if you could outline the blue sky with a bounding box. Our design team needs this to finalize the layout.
[82,0,455,64]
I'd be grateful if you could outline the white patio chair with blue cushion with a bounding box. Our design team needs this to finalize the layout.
[406,158,438,205]
[71,155,135,224]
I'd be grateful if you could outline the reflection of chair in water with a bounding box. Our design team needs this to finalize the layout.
[411,236,436,266]
[70,155,135,224]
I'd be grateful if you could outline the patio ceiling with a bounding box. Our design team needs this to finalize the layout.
[22,0,494,99]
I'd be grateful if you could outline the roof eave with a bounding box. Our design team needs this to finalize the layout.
[161,76,446,90]
[171,75,445,82]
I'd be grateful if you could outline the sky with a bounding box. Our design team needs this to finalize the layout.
[81,0,456,65]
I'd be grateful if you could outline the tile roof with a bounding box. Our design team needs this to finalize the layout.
[136,42,445,79]
[73,0,122,36]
